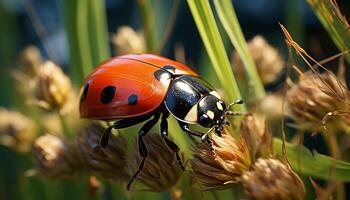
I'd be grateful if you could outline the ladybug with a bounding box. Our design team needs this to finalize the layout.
[79,54,243,189]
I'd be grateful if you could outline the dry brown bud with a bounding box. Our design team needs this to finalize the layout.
[191,131,251,190]
[33,61,72,111]
[242,158,305,200]
[232,35,285,85]
[259,93,285,121]
[0,108,36,153]
[240,114,273,159]
[77,123,129,182]
[33,134,78,178]
[286,71,350,131]
[20,46,42,76]
[112,26,145,55]
[130,134,184,192]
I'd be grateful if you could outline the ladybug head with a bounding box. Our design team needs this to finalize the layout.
[197,94,226,128]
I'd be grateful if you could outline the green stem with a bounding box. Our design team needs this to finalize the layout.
[87,0,110,65]
[58,114,73,137]
[213,0,265,101]
[138,0,156,53]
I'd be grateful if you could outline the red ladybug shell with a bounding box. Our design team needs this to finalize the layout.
[79,54,198,120]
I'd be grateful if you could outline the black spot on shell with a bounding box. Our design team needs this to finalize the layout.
[128,94,138,105]
[80,83,89,102]
[100,86,116,104]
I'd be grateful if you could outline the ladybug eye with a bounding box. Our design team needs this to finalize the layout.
[199,114,212,127]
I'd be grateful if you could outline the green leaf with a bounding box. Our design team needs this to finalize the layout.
[307,0,350,63]
[274,138,350,182]
[213,0,265,100]
[187,0,245,111]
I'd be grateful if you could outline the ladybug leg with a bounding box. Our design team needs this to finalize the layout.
[100,115,152,147]
[160,111,185,171]
[178,121,214,150]
[127,112,161,190]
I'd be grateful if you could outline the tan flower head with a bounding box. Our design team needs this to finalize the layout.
[130,134,184,192]
[240,114,273,159]
[0,108,36,153]
[77,123,129,182]
[191,130,251,190]
[286,71,350,131]
[33,61,72,111]
[232,35,285,85]
[259,93,285,121]
[242,158,305,200]
[112,26,145,55]
[19,46,42,76]
[33,134,78,178]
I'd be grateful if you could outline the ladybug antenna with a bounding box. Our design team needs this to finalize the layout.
[226,99,244,111]
[100,125,114,148]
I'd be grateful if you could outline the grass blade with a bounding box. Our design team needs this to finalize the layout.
[307,0,350,63]
[187,0,245,110]
[87,0,111,65]
[274,138,350,182]
[213,0,265,100]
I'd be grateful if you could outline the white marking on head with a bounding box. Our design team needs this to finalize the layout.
[184,104,198,122]
[216,102,223,110]
[159,73,171,84]
[210,91,221,99]
[206,110,215,119]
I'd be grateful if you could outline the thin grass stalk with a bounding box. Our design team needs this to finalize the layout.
[213,0,265,101]
[138,0,156,53]
[63,0,93,84]
[187,0,245,111]
[307,0,350,63]
[87,0,110,65]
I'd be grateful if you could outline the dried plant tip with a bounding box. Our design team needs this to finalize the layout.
[286,71,350,131]
[33,61,72,111]
[77,123,129,182]
[242,158,305,200]
[0,108,36,153]
[130,134,184,192]
[112,26,145,55]
[232,35,285,85]
[20,46,42,76]
[240,114,273,159]
[33,134,78,178]
[259,93,285,121]
[191,131,251,190]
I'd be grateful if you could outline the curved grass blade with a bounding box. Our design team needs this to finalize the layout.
[213,0,265,100]
[274,138,350,182]
[187,0,245,111]
[307,0,350,63]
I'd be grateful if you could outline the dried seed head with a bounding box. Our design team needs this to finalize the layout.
[259,93,285,121]
[0,108,36,153]
[232,35,285,85]
[286,71,350,131]
[240,114,273,159]
[191,131,251,190]
[77,123,129,182]
[33,134,79,178]
[33,61,72,111]
[19,46,42,76]
[112,26,145,55]
[242,158,305,200]
[130,134,184,192]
